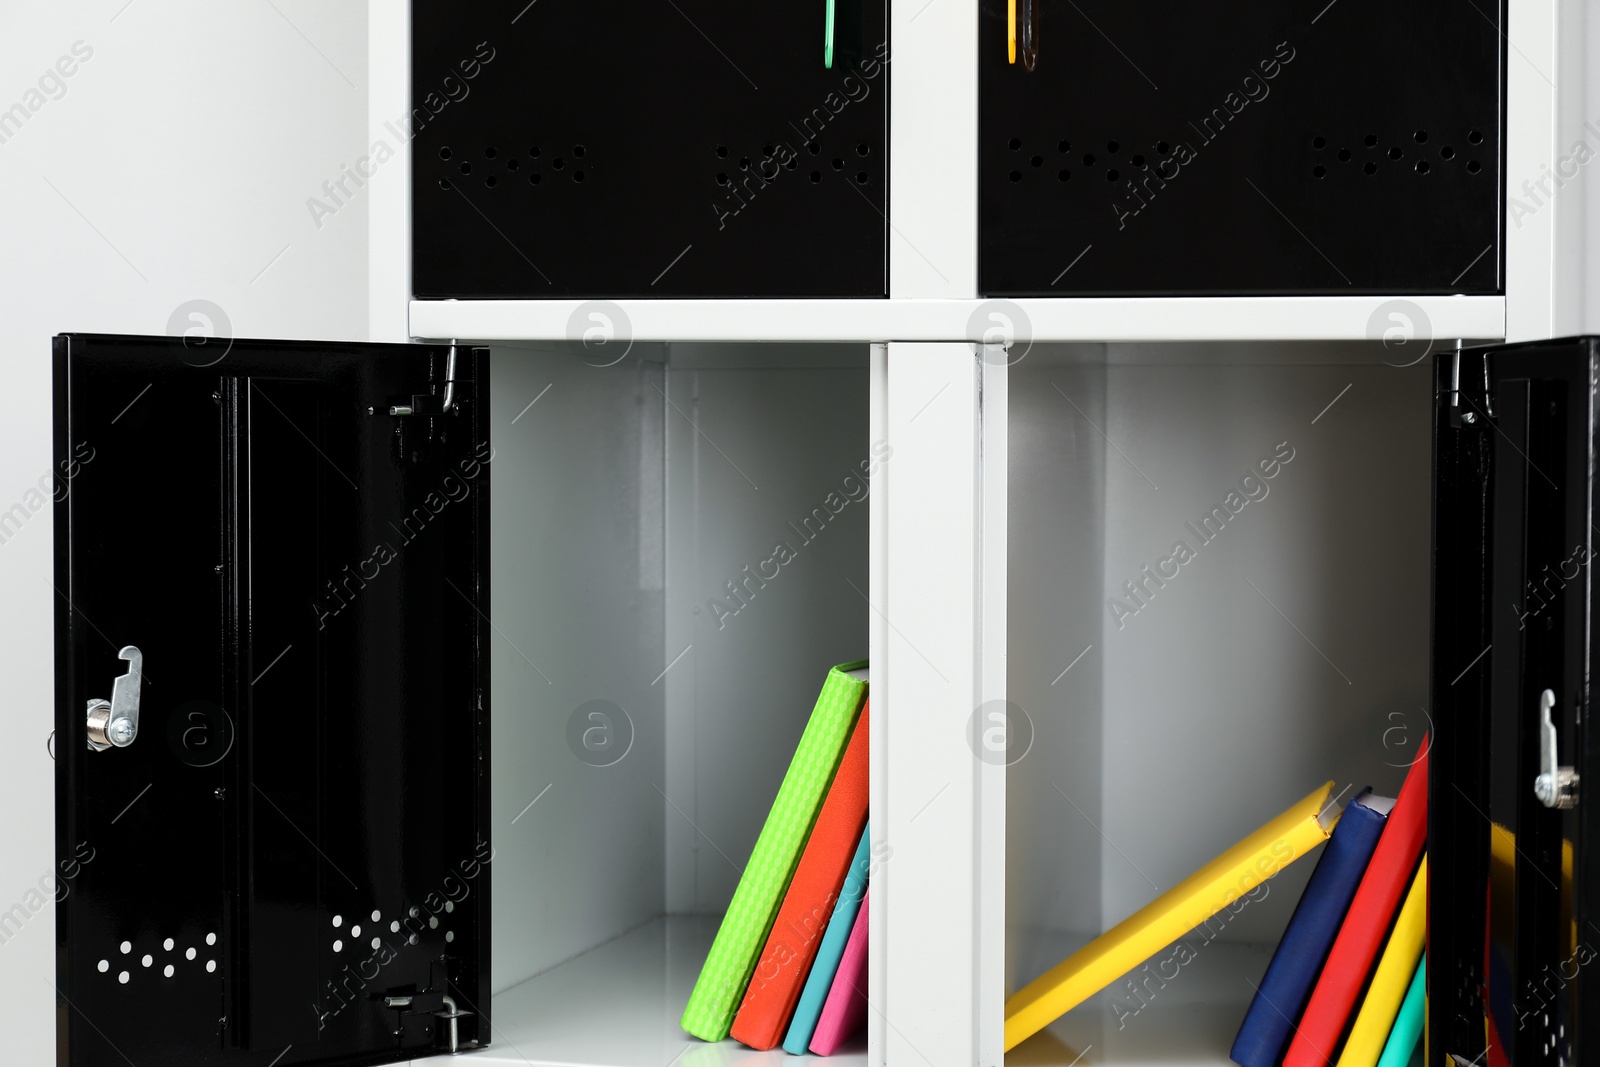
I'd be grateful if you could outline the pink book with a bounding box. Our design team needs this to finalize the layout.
[809,890,869,1055]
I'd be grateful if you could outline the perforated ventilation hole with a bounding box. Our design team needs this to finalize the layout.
[118,972,129,985]
[1312,164,1326,179]
[444,902,454,914]
[1058,169,1070,182]
[857,143,870,156]
[1387,147,1402,160]
[438,147,452,161]
[1008,137,1022,150]
[429,917,439,929]
[439,178,451,190]
[186,948,196,960]
[1337,148,1351,162]
[1413,130,1428,143]
[1008,170,1022,183]
[391,921,401,933]
[529,173,542,185]
[163,965,174,978]
[507,158,520,172]
[807,141,820,155]
[831,157,844,171]
[445,931,455,943]
[371,937,381,950]
[573,145,586,157]
[855,171,868,184]
[1312,136,1326,149]
[1058,139,1071,152]
[485,146,498,159]
[1440,146,1455,160]
[1106,140,1119,153]
[163,938,174,951]
[1106,169,1119,182]
[1467,160,1482,174]
[716,144,728,157]
[1364,162,1378,175]
[486,176,498,188]
[120,941,131,955]
[738,157,750,171]
[206,961,216,973]
[332,940,343,953]
[1157,141,1170,155]
[1132,154,1145,167]
[206,933,216,946]
[141,955,152,968]
[573,170,585,182]
[1415,160,1430,174]
[553,157,565,170]
[529,146,541,158]
[1030,155,1043,167]
[717,173,729,186]
[332,915,342,928]
[783,157,797,170]
[459,162,472,175]
[810,171,821,183]
[1082,153,1096,167]
[763,144,775,157]
[98,960,109,973]
[371,911,381,923]
[1469,129,1483,144]
[1364,133,1378,147]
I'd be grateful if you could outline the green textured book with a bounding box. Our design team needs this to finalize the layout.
[679,660,869,1042]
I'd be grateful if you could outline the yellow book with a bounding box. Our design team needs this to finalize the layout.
[1334,857,1428,1067]
[1003,782,1337,1051]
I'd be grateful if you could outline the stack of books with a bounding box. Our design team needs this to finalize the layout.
[679,660,872,1057]
[1232,744,1430,1067]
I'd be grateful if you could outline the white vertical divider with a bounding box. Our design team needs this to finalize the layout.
[868,342,889,1067]
[878,342,1004,1067]
[1504,0,1563,341]
[368,0,411,342]
[976,350,1006,1067]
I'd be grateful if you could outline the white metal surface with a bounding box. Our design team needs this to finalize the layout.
[369,0,410,342]
[411,295,1505,344]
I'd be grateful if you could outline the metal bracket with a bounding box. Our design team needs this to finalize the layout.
[383,986,474,1053]
[390,342,460,417]
[1534,688,1579,809]
[86,646,142,751]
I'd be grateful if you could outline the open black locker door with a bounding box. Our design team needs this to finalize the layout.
[52,335,490,1067]
[1432,339,1600,1067]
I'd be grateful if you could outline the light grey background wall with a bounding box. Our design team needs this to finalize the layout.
[0,3,369,1061]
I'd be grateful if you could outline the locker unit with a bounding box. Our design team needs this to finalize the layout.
[409,0,889,299]
[978,0,1505,296]
[1431,339,1600,1067]
[52,335,871,1066]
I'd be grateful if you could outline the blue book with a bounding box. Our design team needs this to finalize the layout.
[782,823,871,1055]
[1230,790,1392,1067]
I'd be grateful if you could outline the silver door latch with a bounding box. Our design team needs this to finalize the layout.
[86,646,142,752]
[1534,688,1579,809]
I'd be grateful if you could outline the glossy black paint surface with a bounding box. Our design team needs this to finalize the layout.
[1431,339,1597,1066]
[54,335,490,1067]
[980,0,1504,295]
[410,0,889,298]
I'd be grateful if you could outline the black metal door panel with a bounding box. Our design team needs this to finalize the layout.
[410,0,889,298]
[53,335,490,1067]
[980,0,1503,295]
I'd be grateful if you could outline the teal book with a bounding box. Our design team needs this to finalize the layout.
[782,824,871,1055]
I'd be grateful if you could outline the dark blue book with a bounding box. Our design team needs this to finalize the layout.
[1231,789,1392,1067]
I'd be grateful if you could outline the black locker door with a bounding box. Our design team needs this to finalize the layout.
[1431,340,1600,1067]
[52,335,490,1067]
[409,0,889,298]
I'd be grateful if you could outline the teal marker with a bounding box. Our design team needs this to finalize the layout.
[824,0,835,68]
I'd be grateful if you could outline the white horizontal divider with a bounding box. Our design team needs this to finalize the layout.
[410,296,1506,345]
[878,342,1003,1067]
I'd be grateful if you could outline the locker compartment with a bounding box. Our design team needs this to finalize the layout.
[1003,343,1441,1063]
[978,0,1503,296]
[410,0,889,299]
[53,336,872,1067]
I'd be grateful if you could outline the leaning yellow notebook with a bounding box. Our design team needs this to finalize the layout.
[1003,782,1337,1051]
[1334,856,1428,1067]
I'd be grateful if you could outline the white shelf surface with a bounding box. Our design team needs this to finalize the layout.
[411,296,1504,344]
[426,916,866,1067]
[1005,934,1276,1067]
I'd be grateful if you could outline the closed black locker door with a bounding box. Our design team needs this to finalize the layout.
[1431,340,1600,1067]
[52,335,490,1067]
[409,0,889,298]
[979,0,1503,296]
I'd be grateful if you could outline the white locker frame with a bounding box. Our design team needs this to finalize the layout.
[361,1,1576,1065]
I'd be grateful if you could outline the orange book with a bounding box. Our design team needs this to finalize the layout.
[731,703,871,1050]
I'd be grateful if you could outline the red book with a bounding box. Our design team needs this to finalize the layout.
[1283,739,1430,1067]
[731,703,871,1050]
